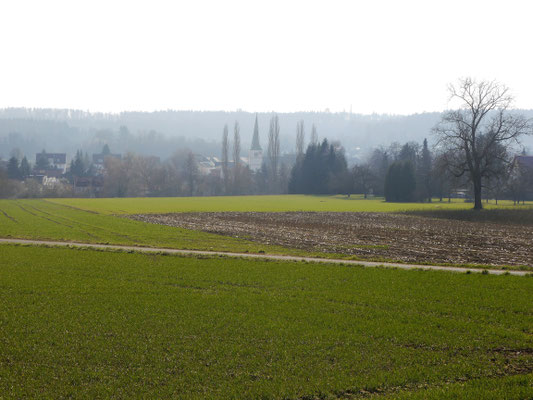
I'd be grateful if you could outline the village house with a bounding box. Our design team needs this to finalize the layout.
[92,152,122,174]
[34,152,68,178]
[73,176,104,195]
[513,155,533,172]
[35,152,67,172]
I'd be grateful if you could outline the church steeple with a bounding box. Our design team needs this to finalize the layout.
[248,114,263,172]
[251,114,261,151]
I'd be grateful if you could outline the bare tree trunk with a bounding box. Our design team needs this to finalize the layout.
[185,152,197,196]
[221,124,229,194]
[233,121,241,194]
[296,120,305,156]
[473,175,483,210]
[433,78,532,211]
[268,115,280,192]
[310,124,318,145]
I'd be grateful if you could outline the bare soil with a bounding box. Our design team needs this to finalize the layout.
[128,212,533,267]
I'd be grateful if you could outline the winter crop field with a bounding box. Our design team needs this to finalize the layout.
[1,197,533,269]
[0,199,307,256]
[1,244,532,399]
[1,196,533,398]
[48,194,528,215]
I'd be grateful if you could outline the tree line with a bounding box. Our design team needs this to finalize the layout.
[1,79,532,206]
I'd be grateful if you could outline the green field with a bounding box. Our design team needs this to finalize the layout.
[1,244,531,399]
[0,199,309,256]
[48,195,531,215]
[2,197,532,269]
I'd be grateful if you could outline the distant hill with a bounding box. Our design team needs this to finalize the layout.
[1,108,532,163]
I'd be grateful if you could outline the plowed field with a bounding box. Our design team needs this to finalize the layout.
[129,212,533,267]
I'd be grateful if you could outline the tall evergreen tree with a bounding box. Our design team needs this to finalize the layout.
[384,161,416,202]
[417,138,433,202]
[19,157,31,179]
[289,139,348,194]
[35,150,50,170]
[398,142,419,166]
[7,157,21,180]
[70,150,85,177]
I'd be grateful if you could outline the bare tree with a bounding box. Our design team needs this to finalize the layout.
[268,114,281,189]
[296,120,305,156]
[508,155,533,204]
[184,151,198,196]
[433,78,532,209]
[134,155,165,196]
[221,124,229,194]
[233,121,241,166]
[310,123,318,145]
[432,151,463,202]
[233,121,241,193]
[352,164,374,199]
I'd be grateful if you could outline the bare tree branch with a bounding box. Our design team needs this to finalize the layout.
[433,78,533,209]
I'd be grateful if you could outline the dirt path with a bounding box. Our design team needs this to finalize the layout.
[0,238,529,276]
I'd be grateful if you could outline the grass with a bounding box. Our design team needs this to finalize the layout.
[0,199,327,257]
[0,200,264,252]
[406,207,533,225]
[1,198,532,271]
[0,244,531,398]
[48,195,532,215]
[0,198,245,248]
[0,199,413,263]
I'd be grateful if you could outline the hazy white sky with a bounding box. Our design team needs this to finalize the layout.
[1,0,532,114]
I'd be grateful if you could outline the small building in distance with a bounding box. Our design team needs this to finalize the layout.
[73,176,104,195]
[31,175,61,187]
[513,155,533,172]
[194,154,217,175]
[92,153,122,174]
[35,152,68,174]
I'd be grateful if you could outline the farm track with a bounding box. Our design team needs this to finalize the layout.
[129,212,533,268]
[0,208,17,223]
[0,238,529,276]
[24,203,136,242]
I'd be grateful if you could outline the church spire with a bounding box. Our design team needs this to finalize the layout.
[251,114,261,151]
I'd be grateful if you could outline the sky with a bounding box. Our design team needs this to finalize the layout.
[1,0,532,115]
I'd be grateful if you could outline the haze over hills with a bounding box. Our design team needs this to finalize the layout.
[1,108,532,163]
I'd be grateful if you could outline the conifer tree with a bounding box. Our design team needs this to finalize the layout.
[19,157,31,179]
[417,138,433,202]
[7,157,21,180]
[385,161,416,202]
[35,150,50,170]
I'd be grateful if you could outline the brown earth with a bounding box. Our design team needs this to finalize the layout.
[127,212,533,267]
